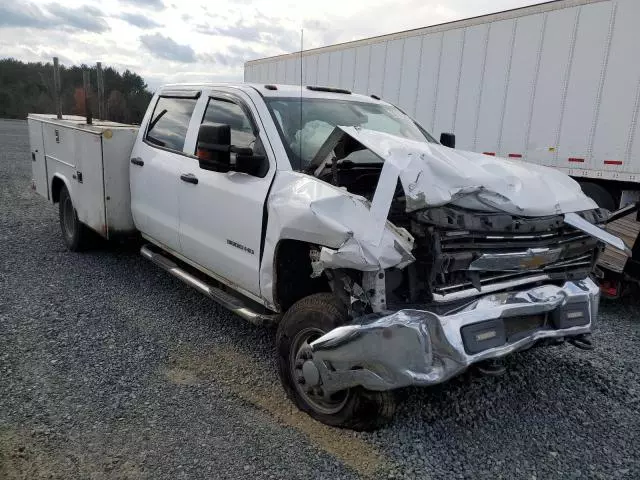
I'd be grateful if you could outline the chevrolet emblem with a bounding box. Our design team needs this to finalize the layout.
[520,256,548,269]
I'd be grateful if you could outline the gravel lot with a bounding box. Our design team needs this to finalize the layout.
[1,118,639,479]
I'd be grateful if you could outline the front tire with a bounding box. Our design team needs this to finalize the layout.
[276,293,397,431]
[59,185,91,251]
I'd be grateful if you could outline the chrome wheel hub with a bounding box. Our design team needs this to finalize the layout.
[290,327,349,415]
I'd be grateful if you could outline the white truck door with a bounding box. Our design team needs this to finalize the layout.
[27,119,48,198]
[129,94,199,253]
[178,92,275,298]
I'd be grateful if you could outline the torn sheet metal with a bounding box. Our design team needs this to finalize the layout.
[317,236,414,272]
[259,171,414,308]
[564,212,632,256]
[307,278,599,393]
[312,195,415,272]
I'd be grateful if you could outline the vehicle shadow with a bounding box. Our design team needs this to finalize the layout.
[395,343,627,427]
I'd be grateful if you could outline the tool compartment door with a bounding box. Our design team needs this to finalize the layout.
[27,119,48,198]
[42,123,107,237]
[102,128,138,237]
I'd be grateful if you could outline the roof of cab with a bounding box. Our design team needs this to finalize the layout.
[158,82,383,104]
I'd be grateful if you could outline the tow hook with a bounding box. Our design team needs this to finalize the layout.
[568,333,594,351]
[476,359,506,377]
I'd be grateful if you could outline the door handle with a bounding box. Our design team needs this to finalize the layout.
[180,173,199,185]
[130,157,144,166]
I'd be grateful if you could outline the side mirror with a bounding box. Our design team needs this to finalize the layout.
[235,151,269,177]
[197,123,231,172]
[197,123,269,177]
[440,132,456,149]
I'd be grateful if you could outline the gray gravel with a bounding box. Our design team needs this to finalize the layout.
[1,118,639,479]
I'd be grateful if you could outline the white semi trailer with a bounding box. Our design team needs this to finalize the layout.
[244,0,640,295]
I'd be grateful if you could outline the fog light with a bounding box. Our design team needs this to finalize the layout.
[461,319,506,354]
[550,301,590,329]
[475,330,498,341]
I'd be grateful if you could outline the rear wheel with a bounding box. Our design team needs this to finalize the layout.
[276,293,397,431]
[59,185,91,251]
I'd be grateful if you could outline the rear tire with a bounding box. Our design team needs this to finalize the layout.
[580,182,616,211]
[59,185,91,251]
[276,293,397,431]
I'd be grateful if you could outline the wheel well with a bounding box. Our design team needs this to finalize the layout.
[51,176,65,203]
[572,178,640,209]
[273,239,331,312]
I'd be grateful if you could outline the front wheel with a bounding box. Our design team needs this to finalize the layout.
[59,185,91,251]
[276,293,397,431]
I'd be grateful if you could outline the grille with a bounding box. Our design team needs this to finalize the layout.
[430,226,599,299]
[439,228,593,252]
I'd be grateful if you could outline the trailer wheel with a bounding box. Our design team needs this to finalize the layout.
[276,293,397,431]
[580,182,616,211]
[59,185,91,251]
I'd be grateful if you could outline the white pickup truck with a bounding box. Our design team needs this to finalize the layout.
[28,83,628,430]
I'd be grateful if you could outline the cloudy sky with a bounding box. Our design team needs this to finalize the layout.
[1,0,536,90]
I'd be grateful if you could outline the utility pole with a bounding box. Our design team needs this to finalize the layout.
[82,70,92,125]
[96,62,104,120]
[53,57,62,119]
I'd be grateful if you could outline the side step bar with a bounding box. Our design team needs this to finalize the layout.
[141,245,279,326]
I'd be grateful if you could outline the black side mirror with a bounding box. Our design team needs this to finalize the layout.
[235,151,269,177]
[197,123,231,172]
[440,132,456,149]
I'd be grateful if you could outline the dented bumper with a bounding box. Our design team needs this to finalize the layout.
[307,278,599,393]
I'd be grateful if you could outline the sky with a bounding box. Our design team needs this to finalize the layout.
[0,0,537,90]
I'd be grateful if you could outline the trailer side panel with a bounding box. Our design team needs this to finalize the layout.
[245,0,640,181]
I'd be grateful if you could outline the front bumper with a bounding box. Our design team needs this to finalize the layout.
[307,278,599,393]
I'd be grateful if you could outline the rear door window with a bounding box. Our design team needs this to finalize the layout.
[145,97,198,152]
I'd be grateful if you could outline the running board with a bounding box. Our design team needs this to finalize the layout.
[141,245,279,326]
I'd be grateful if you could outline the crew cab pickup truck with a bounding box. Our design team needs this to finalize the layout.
[28,83,629,430]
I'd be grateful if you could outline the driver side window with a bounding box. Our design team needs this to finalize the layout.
[200,97,264,157]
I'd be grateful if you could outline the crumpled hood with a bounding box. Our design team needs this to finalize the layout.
[422,145,597,216]
[333,126,597,217]
[297,126,628,277]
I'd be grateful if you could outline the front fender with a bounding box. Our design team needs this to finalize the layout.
[259,171,414,308]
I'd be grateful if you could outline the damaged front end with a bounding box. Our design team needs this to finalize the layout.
[302,278,599,392]
[296,126,629,393]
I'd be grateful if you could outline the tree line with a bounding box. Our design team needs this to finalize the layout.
[0,58,153,124]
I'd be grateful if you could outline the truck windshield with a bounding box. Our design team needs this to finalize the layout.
[264,97,436,170]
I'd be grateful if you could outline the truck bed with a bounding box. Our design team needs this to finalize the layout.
[28,114,139,238]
